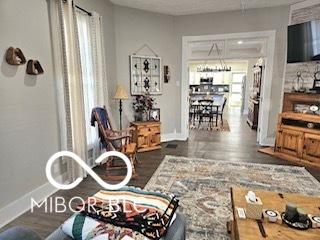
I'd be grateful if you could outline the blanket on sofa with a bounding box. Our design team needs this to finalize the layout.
[62,187,179,240]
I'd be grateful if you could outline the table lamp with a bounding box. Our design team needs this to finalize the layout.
[114,85,128,130]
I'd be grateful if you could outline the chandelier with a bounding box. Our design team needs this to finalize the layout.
[197,42,232,73]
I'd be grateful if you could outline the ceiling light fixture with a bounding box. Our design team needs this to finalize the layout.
[240,0,247,13]
[238,40,243,44]
[197,42,232,73]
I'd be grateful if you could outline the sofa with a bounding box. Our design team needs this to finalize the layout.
[0,212,186,240]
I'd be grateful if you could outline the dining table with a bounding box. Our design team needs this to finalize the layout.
[191,101,221,127]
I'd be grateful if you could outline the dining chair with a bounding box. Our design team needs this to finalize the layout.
[212,97,227,126]
[198,99,214,128]
[189,100,196,125]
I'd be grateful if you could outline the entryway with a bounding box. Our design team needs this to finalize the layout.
[181,31,276,146]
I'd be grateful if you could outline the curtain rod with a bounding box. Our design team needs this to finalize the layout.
[76,5,92,16]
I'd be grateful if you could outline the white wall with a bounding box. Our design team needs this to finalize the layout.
[0,0,60,210]
[113,6,180,135]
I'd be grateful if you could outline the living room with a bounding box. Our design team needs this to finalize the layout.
[0,0,320,240]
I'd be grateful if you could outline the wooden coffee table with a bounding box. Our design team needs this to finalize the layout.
[229,187,320,240]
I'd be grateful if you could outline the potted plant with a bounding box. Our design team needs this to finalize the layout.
[132,94,155,121]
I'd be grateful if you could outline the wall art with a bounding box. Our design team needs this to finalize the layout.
[130,55,162,95]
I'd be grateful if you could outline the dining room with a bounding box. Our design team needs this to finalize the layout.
[185,35,271,143]
[189,58,253,132]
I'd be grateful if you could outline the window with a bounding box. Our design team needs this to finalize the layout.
[76,11,98,148]
[230,72,246,107]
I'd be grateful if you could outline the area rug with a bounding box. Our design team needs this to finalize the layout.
[189,119,230,132]
[144,156,320,240]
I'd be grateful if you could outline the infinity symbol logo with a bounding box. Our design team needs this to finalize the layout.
[46,151,132,190]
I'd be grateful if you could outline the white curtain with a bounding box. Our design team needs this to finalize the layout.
[89,12,114,126]
[48,0,88,180]
[76,11,103,167]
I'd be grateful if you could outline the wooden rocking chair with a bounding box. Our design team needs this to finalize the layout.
[91,107,138,180]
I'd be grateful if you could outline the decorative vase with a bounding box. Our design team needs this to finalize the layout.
[134,112,142,122]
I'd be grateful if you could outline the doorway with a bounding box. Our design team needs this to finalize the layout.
[181,31,276,146]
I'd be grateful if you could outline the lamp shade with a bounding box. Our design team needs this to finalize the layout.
[114,85,128,100]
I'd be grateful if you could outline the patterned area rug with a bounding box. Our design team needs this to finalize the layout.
[144,156,320,240]
[189,119,230,132]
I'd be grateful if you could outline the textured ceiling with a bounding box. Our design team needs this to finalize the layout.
[110,0,302,16]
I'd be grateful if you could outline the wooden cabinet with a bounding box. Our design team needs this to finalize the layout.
[303,133,320,163]
[247,64,262,130]
[131,122,161,152]
[275,112,320,168]
[247,99,259,129]
[277,129,303,157]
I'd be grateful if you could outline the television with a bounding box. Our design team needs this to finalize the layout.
[287,20,320,63]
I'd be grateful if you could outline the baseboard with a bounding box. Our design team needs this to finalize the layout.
[161,132,188,142]
[161,133,177,142]
[175,133,188,141]
[259,137,275,147]
[0,172,68,229]
[162,132,273,146]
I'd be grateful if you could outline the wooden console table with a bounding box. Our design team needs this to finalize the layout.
[229,187,320,240]
[274,112,320,168]
[130,121,161,152]
[260,93,320,168]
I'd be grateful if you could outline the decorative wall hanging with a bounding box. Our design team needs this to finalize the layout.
[130,55,162,95]
[291,71,306,92]
[164,65,170,83]
[26,60,44,75]
[5,47,26,65]
[130,44,161,95]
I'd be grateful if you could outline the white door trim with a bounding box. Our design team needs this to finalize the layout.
[181,31,276,145]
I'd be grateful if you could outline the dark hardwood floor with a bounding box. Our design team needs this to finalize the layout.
[1,108,319,238]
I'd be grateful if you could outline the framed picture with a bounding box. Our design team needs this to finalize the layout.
[130,55,162,95]
[149,108,160,122]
